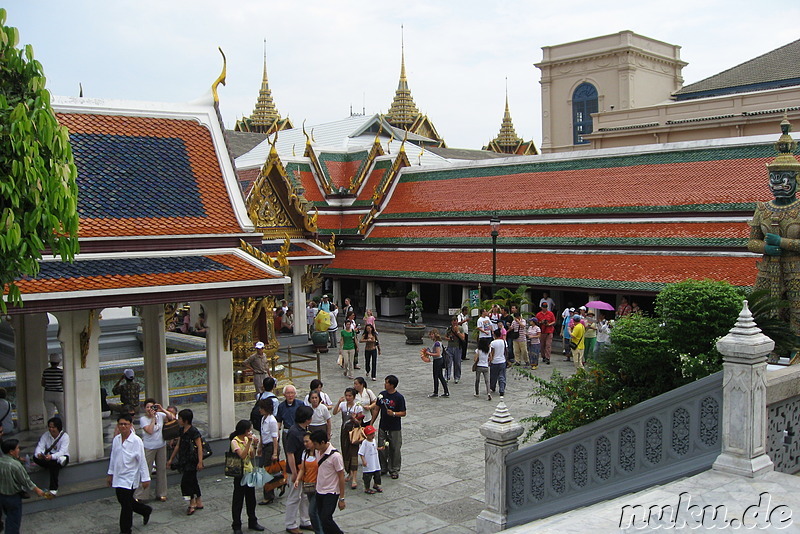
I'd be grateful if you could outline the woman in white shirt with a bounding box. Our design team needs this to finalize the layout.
[353,377,377,426]
[257,398,280,505]
[135,398,174,502]
[333,387,364,490]
[307,390,332,441]
[32,417,70,494]
[474,337,491,400]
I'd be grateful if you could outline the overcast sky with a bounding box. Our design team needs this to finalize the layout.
[8,1,800,149]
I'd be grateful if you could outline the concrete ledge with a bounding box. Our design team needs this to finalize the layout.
[766,364,800,405]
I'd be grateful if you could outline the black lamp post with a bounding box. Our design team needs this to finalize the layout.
[490,214,501,297]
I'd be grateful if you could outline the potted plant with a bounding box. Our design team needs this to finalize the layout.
[404,291,426,344]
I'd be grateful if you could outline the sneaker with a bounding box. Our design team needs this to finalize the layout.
[441,393,450,398]
[454,379,459,384]
[49,489,58,496]
[474,394,479,397]
[371,377,377,381]
[532,365,538,370]
[428,393,438,398]
[487,394,492,401]
[58,456,68,466]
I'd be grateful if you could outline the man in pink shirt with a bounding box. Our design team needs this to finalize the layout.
[310,429,346,534]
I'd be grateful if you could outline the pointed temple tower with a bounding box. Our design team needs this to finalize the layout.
[235,42,293,135]
[483,89,538,155]
[385,28,445,147]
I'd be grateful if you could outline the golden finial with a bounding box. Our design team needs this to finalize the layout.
[292,144,296,157]
[79,82,83,98]
[311,128,316,143]
[418,147,424,165]
[211,47,227,103]
[373,118,383,144]
[387,131,394,154]
[399,129,408,154]
[303,120,311,145]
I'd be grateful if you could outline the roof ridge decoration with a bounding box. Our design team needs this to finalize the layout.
[246,142,318,237]
[304,140,332,195]
[358,148,410,234]
[212,47,226,104]
[235,40,293,134]
[348,135,386,192]
[239,237,289,275]
[483,85,539,156]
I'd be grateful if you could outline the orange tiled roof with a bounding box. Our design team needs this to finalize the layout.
[356,160,392,202]
[317,213,364,234]
[15,253,281,296]
[238,167,260,197]
[57,112,244,238]
[366,222,748,240]
[328,249,757,290]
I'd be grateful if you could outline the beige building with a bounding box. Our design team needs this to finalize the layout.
[538,32,800,152]
[536,30,686,153]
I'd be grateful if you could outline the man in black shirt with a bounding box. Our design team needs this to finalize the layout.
[284,405,313,534]
[374,375,406,479]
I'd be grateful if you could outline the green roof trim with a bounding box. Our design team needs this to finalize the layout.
[398,144,774,183]
[378,203,757,219]
[361,236,747,248]
[284,161,313,191]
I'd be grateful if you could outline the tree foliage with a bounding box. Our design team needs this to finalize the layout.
[0,8,79,311]
[521,279,746,442]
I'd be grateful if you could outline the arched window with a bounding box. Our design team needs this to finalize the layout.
[573,83,598,145]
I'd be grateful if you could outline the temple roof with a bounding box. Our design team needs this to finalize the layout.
[54,97,252,238]
[325,134,779,293]
[386,46,420,128]
[12,95,291,313]
[675,38,800,100]
[234,45,293,134]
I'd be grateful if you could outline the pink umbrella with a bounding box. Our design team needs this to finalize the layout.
[585,300,615,311]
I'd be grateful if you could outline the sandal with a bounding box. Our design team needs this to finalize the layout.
[374,486,383,493]
[194,506,204,510]
[187,506,196,515]
[258,499,273,505]
[350,482,358,490]
[390,473,399,479]
[364,488,376,494]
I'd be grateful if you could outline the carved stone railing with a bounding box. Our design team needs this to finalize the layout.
[504,371,723,528]
[766,364,800,474]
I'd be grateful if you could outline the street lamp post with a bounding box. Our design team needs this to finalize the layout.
[490,215,501,298]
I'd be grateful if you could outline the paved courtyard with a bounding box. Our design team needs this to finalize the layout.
[19,328,576,534]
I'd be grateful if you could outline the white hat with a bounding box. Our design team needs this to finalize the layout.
[49,353,62,364]
[123,369,135,379]
[579,306,587,311]
[569,307,575,312]
[255,341,265,349]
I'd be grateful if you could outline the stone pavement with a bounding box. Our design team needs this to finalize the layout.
[21,330,578,534]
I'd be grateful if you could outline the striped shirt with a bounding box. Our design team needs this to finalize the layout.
[42,367,64,392]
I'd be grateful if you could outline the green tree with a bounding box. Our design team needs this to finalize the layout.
[0,8,79,311]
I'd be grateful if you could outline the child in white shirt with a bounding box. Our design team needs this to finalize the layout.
[358,425,383,494]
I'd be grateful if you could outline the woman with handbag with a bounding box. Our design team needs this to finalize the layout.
[135,398,174,502]
[425,329,449,398]
[229,420,264,534]
[167,408,204,515]
[332,387,363,490]
[294,433,323,534]
[307,391,332,442]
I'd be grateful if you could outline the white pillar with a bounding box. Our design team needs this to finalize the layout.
[11,313,49,431]
[55,309,103,462]
[438,284,449,316]
[332,279,342,307]
[411,283,420,296]
[522,290,533,314]
[291,266,307,336]
[712,301,775,477]
[366,281,376,315]
[141,305,169,405]
[477,400,524,533]
[461,286,470,310]
[201,299,235,439]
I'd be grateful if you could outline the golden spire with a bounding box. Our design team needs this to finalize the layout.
[386,25,420,128]
[494,81,523,148]
[248,40,281,127]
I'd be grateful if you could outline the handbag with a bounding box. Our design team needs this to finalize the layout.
[472,361,478,372]
[349,425,366,445]
[264,459,287,491]
[162,419,180,441]
[302,481,316,494]
[224,451,244,477]
[201,437,213,459]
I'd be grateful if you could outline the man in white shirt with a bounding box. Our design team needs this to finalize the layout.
[32,417,70,494]
[477,309,492,339]
[488,329,508,396]
[107,414,152,534]
[539,292,556,314]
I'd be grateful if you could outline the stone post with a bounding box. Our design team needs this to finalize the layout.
[438,284,449,316]
[477,400,524,533]
[366,281,376,315]
[290,265,307,336]
[201,298,235,439]
[712,300,775,477]
[332,279,342,307]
